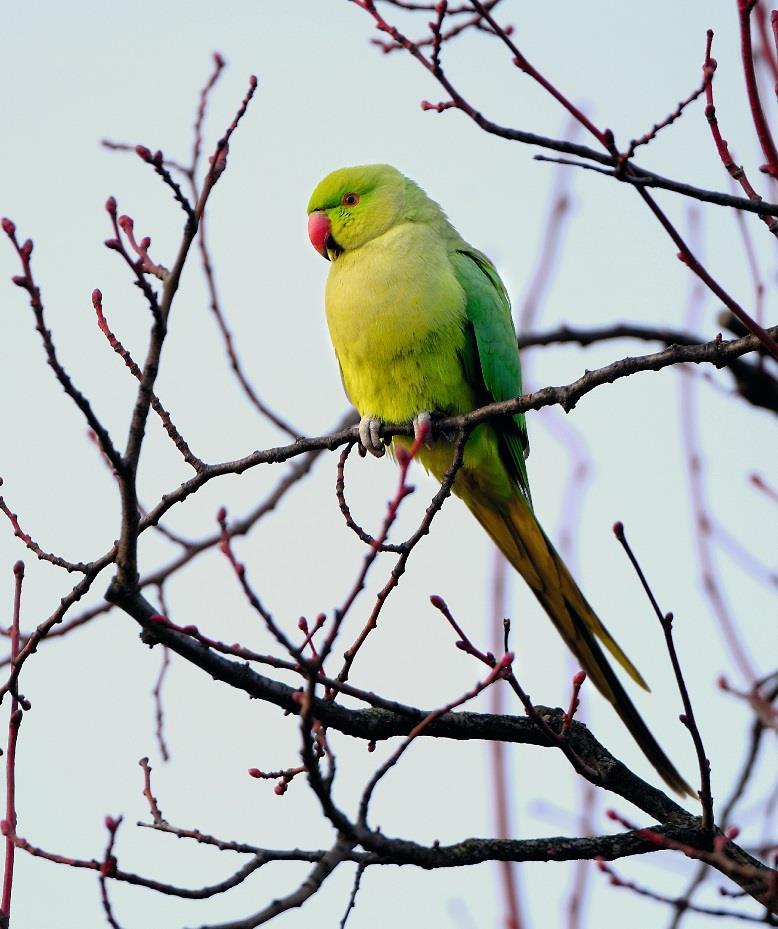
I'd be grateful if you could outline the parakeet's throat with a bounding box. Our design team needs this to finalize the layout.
[325,234,343,261]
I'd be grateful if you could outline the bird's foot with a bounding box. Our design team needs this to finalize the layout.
[358,415,386,458]
[412,411,433,446]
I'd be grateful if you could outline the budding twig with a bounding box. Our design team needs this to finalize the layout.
[613,521,712,829]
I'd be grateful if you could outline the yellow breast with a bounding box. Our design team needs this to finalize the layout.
[324,223,474,422]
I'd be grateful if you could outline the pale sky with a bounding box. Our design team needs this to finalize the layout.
[0,2,776,928]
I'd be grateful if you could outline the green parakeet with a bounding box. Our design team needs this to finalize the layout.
[307,164,690,796]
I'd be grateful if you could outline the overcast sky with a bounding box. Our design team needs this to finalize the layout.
[0,2,776,928]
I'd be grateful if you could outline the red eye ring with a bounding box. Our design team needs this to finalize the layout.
[341,192,359,207]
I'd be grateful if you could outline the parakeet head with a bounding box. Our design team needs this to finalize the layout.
[306,164,412,260]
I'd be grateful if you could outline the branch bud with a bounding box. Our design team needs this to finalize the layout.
[1,218,16,236]
[105,196,117,215]
[135,144,153,162]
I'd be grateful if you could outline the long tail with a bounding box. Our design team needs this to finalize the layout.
[467,490,692,796]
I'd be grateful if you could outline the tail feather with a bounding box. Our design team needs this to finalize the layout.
[467,490,692,796]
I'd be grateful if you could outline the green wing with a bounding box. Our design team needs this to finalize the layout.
[450,247,532,505]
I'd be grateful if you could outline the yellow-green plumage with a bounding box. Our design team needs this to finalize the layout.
[308,164,691,796]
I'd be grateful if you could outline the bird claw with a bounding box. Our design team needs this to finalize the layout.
[413,411,433,445]
[358,415,386,458]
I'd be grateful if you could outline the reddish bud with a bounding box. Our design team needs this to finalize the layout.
[217,506,227,524]
[135,144,152,162]
[725,825,740,839]
[1,218,16,236]
[92,288,102,308]
[11,275,28,288]
[105,196,117,215]
[209,143,229,178]
[104,815,117,831]
[367,740,376,753]
[679,713,688,725]
[213,52,225,67]
[148,613,167,625]
[500,651,514,667]
[104,238,121,251]
[611,521,624,539]
[717,674,729,690]
[13,560,24,577]
[182,625,198,635]
[153,150,163,165]
[605,809,618,821]
[573,670,587,686]
[249,75,258,88]
[298,617,308,632]
[140,236,151,250]
[20,239,33,258]
[248,768,262,778]
[118,214,133,232]
[0,820,9,836]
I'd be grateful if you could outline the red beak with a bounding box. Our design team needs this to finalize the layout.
[308,211,332,259]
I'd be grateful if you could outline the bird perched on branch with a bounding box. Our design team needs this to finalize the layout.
[307,163,690,796]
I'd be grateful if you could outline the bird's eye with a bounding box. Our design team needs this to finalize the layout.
[341,192,359,207]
